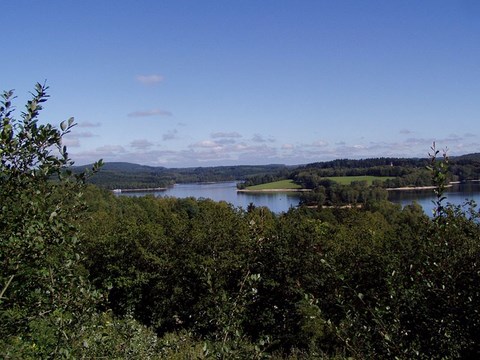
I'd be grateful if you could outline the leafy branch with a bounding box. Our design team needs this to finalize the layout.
[427,142,449,219]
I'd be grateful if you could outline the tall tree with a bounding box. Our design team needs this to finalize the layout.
[0,83,103,357]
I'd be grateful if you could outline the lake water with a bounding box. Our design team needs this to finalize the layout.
[119,181,301,213]
[118,181,480,215]
[387,182,480,216]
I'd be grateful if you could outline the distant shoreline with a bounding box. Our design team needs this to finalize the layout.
[386,184,454,191]
[114,180,479,194]
[113,187,167,193]
[240,182,464,193]
[237,188,311,193]
[387,185,439,191]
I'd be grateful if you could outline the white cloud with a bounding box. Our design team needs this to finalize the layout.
[252,134,275,143]
[71,145,127,165]
[78,121,101,128]
[163,129,178,141]
[405,137,430,145]
[191,140,221,149]
[62,138,81,147]
[211,131,242,139]
[130,139,154,150]
[62,131,96,148]
[445,133,462,141]
[311,140,328,147]
[215,138,237,145]
[64,131,94,141]
[128,109,172,117]
[69,131,480,168]
[232,143,249,151]
[136,74,164,85]
[72,131,95,138]
[95,145,126,154]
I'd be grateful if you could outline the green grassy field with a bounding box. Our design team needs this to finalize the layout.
[324,175,394,185]
[245,176,394,190]
[246,179,302,190]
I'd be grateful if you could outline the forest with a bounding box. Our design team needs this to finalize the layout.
[80,151,480,200]
[77,162,292,190]
[2,85,480,359]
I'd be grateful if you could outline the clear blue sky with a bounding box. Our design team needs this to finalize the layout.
[2,0,480,167]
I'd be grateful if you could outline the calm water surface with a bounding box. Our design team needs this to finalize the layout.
[388,182,480,215]
[119,181,480,214]
[120,182,300,213]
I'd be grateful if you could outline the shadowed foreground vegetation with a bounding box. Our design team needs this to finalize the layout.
[2,86,480,358]
[79,184,480,359]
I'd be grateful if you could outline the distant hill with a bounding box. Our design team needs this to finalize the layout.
[74,153,480,190]
[74,162,291,190]
[451,153,480,162]
[76,162,165,173]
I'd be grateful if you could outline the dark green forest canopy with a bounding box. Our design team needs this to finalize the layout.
[79,184,480,358]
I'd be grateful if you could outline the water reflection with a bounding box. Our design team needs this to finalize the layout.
[118,181,301,213]
[118,181,480,214]
[387,182,480,215]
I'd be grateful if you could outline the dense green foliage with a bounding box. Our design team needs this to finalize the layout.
[3,85,480,358]
[299,180,389,207]
[293,155,480,190]
[320,176,394,186]
[80,172,480,358]
[295,155,480,184]
[0,85,164,358]
[82,162,173,190]
[293,165,432,190]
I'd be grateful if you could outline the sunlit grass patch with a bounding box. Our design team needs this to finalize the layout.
[246,179,302,190]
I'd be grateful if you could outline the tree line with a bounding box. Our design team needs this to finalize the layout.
[79,162,291,190]
[77,146,480,192]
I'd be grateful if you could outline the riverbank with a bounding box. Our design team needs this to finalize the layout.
[307,204,363,209]
[237,188,311,193]
[113,187,167,193]
[386,184,453,191]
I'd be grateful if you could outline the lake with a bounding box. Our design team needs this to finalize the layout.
[118,181,480,215]
[387,182,480,216]
[118,181,301,213]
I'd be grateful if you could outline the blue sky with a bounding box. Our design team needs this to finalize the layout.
[2,1,480,167]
